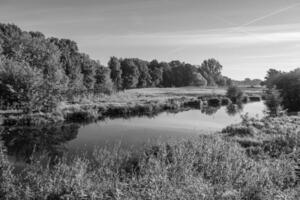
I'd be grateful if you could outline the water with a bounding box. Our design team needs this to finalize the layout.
[0,102,265,164]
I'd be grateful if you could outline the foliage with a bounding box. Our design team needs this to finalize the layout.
[108,56,123,90]
[94,64,113,94]
[264,87,283,117]
[226,85,244,104]
[149,59,163,87]
[200,58,222,86]
[1,128,299,199]
[121,58,140,89]
[264,68,300,112]
[0,23,234,112]
[264,69,283,89]
[0,23,116,112]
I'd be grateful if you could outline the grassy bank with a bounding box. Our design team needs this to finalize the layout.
[0,87,264,125]
[1,115,299,200]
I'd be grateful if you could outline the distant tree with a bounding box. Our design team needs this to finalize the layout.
[50,38,84,91]
[121,59,140,89]
[108,57,122,90]
[149,60,163,87]
[80,53,96,91]
[223,76,233,86]
[94,65,113,94]
[264,68,282,88]
[29,31,45,39]
[182,63,199,86]
[134,59,151,88]
[161,62,173,87]
[191,72,207,86]
[200,58,223,86]
[170,61,185,87]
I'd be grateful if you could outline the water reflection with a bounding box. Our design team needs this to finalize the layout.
[0,102,264,164]
[201,106,221,115]
[0,124,79,163]
[226,103,244,116]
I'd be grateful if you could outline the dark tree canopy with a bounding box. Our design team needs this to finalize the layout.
[108,56,122,90]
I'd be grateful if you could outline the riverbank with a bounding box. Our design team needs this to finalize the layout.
[0,87,264,126]
[1,115,299,199]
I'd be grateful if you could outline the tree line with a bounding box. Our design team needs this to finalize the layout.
[108,57,232,90]
[0,23,231,112]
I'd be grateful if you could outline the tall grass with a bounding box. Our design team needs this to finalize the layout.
[1,131,299,200]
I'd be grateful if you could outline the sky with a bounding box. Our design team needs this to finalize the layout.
[0,0,300,80]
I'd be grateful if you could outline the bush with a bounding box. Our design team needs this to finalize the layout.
[222,124,256,137]
[249,96,261,102]
[264,87,282,117]
[207,98,221,107]
[226,86,244,104]
[267,68,300,112]
[221,97,231,105]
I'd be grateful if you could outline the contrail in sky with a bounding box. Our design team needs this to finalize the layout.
[237,3,300,28]
[166,3,300,56]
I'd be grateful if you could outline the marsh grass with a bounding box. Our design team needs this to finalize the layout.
[1,126,300,200]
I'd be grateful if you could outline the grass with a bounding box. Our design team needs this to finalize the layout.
[1,115,300,200]
[0,87,264,125]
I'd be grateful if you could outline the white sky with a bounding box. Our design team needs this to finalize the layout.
[0,0,300,80]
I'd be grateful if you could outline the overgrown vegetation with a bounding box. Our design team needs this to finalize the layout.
[1,115,300,199]
[226,85,244,104]
[263,68,300,112]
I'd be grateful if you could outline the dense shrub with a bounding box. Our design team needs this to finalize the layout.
[264,87,283,117]
[249,96,261,102]
[226,85,244,103]
[264,68,300,112]
[0,133,298,199]
[222,124,256,137]
[207,98,221,107]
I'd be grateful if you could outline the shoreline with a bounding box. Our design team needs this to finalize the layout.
[0,92,263,126]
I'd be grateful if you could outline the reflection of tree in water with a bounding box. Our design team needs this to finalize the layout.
[226,103,244,116]
[0,123,79,163]
[201,106,221,115]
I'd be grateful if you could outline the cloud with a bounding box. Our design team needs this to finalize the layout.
[76,23,300,48]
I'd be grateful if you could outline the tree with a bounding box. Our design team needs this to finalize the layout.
[108,57,122,90]
[272,69,300,112]
[264,68,282,88]
[134,59,151,88]
[161,62,173,87]
[50,38,84,91]
[226,86,244,104]
[121,59,140,89]
[0,58,41,111]
[149,60,163,87]
[200,58,223,86]
[264,87,282,116]
[94,65,113,94]
[192,72,207,86]
[80,53,96,91]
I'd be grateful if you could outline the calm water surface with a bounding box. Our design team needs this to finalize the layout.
[1,102,265,164]
[67,102,265,152]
